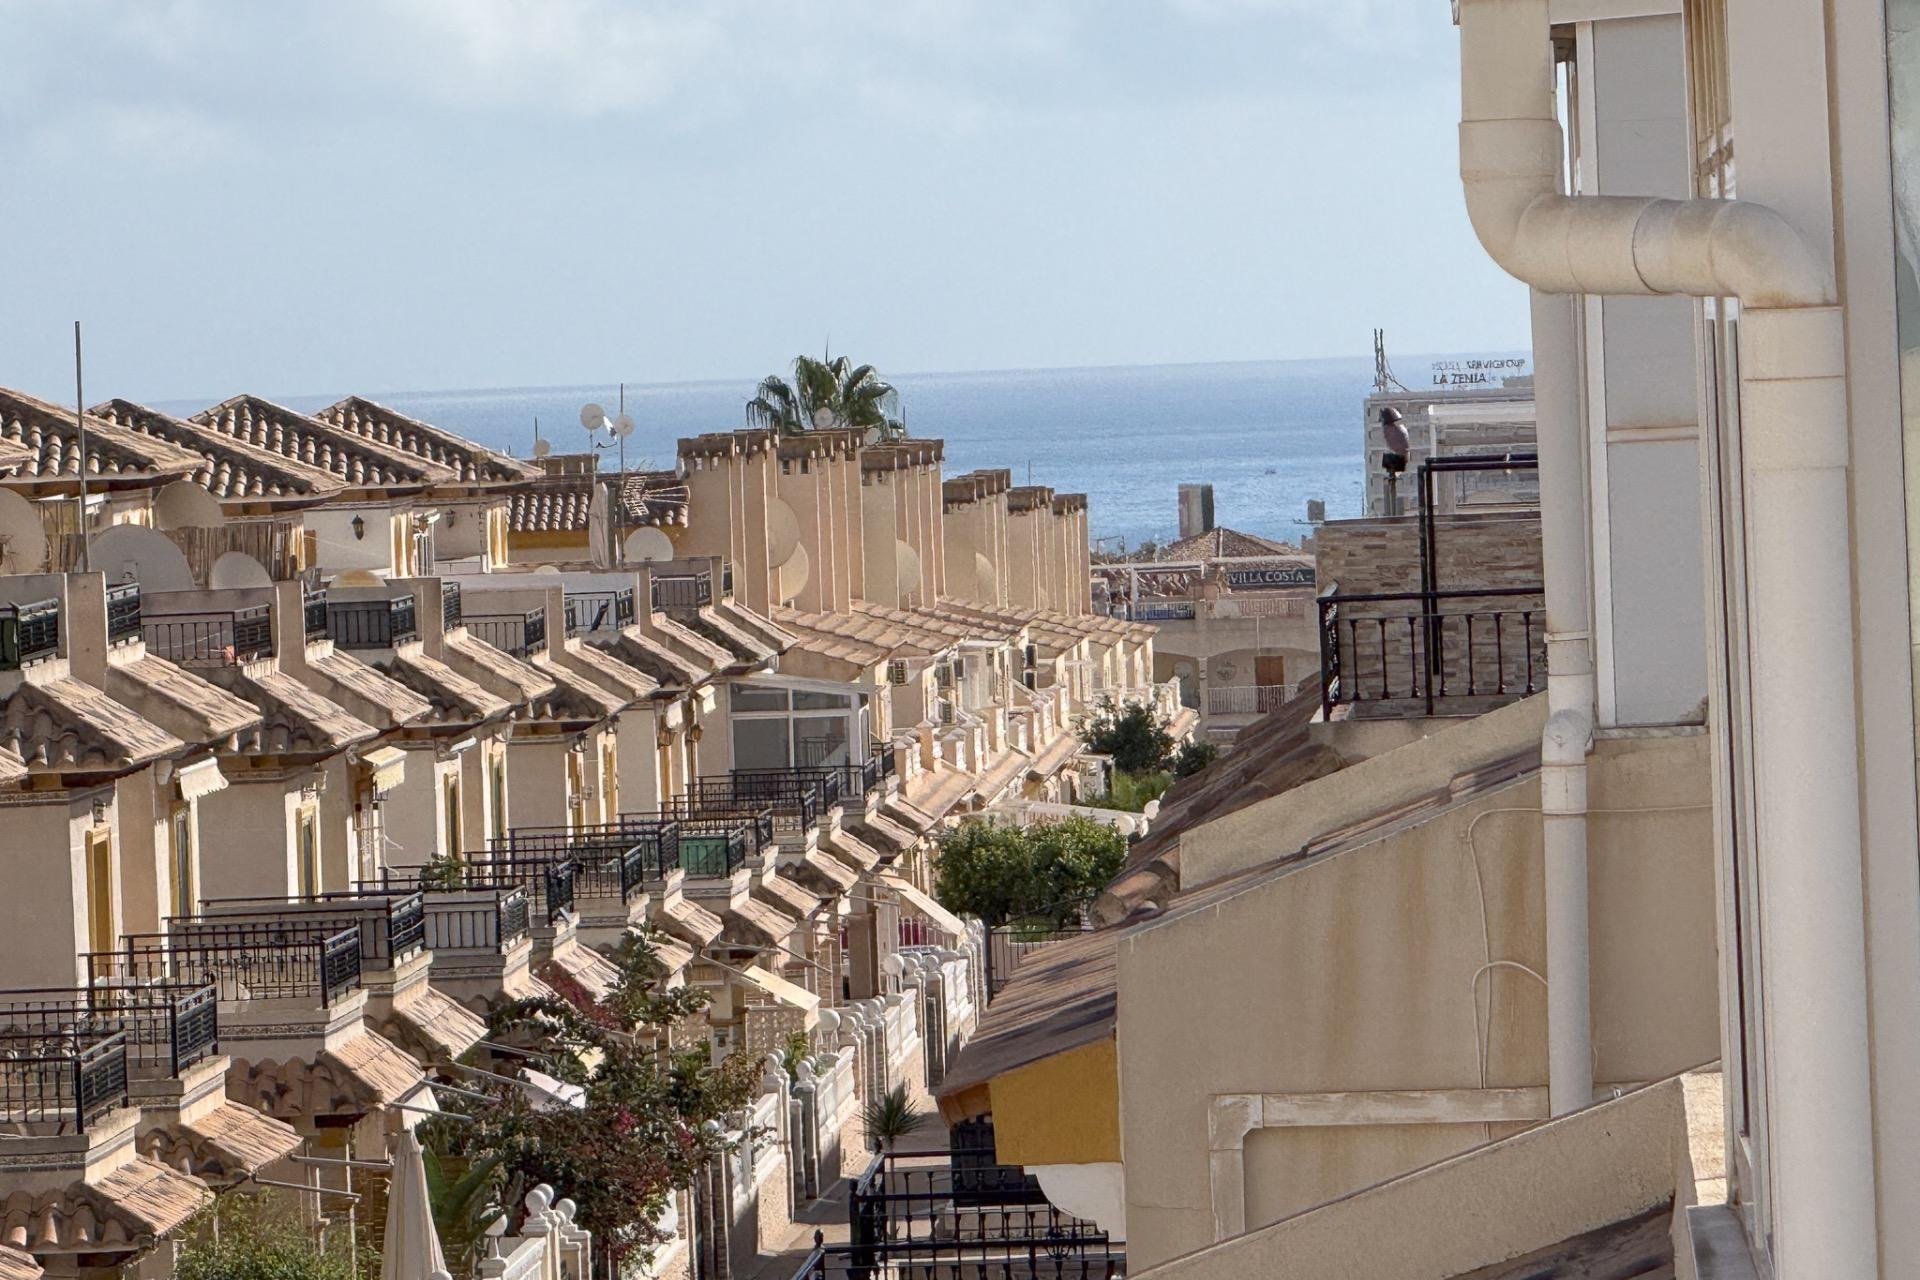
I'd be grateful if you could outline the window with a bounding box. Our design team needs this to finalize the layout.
[85,830,114,954]
[734,718,792,770]
[728,682,868,769]
[490,757,507,842]
[171,808,195,919]
[297,810,319,898]
[444,775,464,860]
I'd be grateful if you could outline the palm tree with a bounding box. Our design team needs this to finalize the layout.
[746,353,906,444]
[862,1084,926,1153]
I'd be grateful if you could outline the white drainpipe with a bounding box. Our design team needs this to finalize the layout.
[1530,288,1594,1117]
[1458,1,1874,1269]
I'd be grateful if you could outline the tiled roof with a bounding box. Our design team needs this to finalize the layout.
[317,397,542,485]
[89,399,344,502]
[0,677,184,771]
[0,1157,208,1259]
[383,649,513,723]
[589,629,704,691]
[306,649,435,729]
[678,608,777,667]
[508,477,592,534]
[443,629,557,702]
[104,653,263,746]
[557,639,659,701]
[0,1244,40,1279]
[205,668,379,756]
[937,928,1117,1101]
[0,387,204,485]
[1160,525,1298,560]
[647,614,735,673]
[0,440,33,476]
[191,395,458,489]
[530,661,628,724]
[507,469,688,535]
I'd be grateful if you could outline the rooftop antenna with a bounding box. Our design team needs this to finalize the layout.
[73,321,90,572]
[613,383,636,557]
[1373,328,1410,395]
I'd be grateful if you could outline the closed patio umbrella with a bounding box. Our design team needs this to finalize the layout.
[382,1127,448,1280]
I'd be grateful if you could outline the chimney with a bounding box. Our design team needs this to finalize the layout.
[1178,484,1215,540]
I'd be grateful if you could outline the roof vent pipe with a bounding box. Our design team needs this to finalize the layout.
[1458,3,1871,1274]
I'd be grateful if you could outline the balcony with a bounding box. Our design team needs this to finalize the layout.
[106,582,142,646]
[302,585,329,641]
[465,607,548,658]
[90,922,364,1009]
[651,568,713,610]
[1316,585,1545,718]
[0,1026,129,1134]
[693,768,852,831]
[386,859,577,927]
[564,588,636,636]
[794,1149,1123,1280]
[0,982,219,1084]
[1204,683,1299,717]
[489,828,659,905]
[418,884,531,953]
[327,594,418,649]
[194,891,427,971]
[140,604,273,666]
[984,925,1094,1001]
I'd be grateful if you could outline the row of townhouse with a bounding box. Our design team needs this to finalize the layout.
[933,2,1918,1280]
[0,383,1173,1279]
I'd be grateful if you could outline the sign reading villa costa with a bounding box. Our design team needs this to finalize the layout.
[1225,565,1315,589]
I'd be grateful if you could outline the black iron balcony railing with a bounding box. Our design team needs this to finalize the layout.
[90,923,364,1008]
[303,586,329,641]
[791,762,881,807]
[722,561,734,598]
[465,609,547,658]
[698,770,841,830]
[328,595,418,649]
[1316,586,1545,718]
[641,803,774,856]
[564,589,636,637]
[983,924,1095,1000]
[675,823,750,877]
[0,598,59,671]
[442,581,463,630]
[0,1027,131,1133]
[141,605,273,666]
[105,582,142,646]
[0,982,218,1078]
[489,828,657,903]
[651,570,712,610]
[871,742,897,784]
[194,891,427,969]
[351,882,533,953]
[384,860,575,926]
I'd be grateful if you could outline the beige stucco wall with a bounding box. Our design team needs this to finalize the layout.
[1116,730,1717,1268]
[197,775,300,899]
[1,797,96,986]
[384,743,448,866]
[1134,1075,1694,1280]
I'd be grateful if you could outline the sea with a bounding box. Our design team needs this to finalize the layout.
[245,353,1528,552]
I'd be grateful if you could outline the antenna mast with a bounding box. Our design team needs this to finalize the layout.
[1373,328,1409,395]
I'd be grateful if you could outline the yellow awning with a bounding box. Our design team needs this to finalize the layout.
[733,963,821,1025]
[877,868,968,940]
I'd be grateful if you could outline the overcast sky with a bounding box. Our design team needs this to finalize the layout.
[0,0,1526,404]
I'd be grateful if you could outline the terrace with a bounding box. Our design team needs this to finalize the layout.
[0,597,59,670]
[139,600,273,667]
[464,606,548,659]
[564,587,637,636]
[326,592,419,650]
[89,921,364,1010]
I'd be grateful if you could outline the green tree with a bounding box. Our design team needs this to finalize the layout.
[745,353,905,443]
[1077,696,1175,775]
[933,815,1127,928]
[421,931,760,1276]
[173,1192,361,1280]
[1171,739,1221,778]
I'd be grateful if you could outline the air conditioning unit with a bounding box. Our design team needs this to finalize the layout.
[888,659,909,685]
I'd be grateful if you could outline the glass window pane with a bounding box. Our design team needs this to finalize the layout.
[733,717,791,769]
[794,714,851,766]
[792,689,851,710]
[731,685,790,713]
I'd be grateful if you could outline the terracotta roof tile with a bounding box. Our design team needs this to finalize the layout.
[89,399,345,501]
[443,629,557,701]
[0,1245,39,1279]
[1160,525,1298,561]
[190,395,457,489]
[590,628,705,691]
[104,653,263,746]
[320,1029,428,1106]
[0,746,28,787]
[384,649,513,723]
[753,869,823,919]
[0,387,204,484]
[508,478,593,534]
[558,638,659,700]
[720,896,798,947]
[657,894,725,948]
[0,677,184,771]
[306,648,435,728]
[207,667,379,755]
[318,397,542,485]
[176,1101,303,1179]
[530,660,627,723]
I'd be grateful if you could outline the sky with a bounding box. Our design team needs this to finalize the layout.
[0,0,1528,405]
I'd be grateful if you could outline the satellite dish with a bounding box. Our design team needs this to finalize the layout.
[0,490,49,574]
[613,413,635,439]
[532,439,552,460]
[810,406,836,431]
[579,403,607,432]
